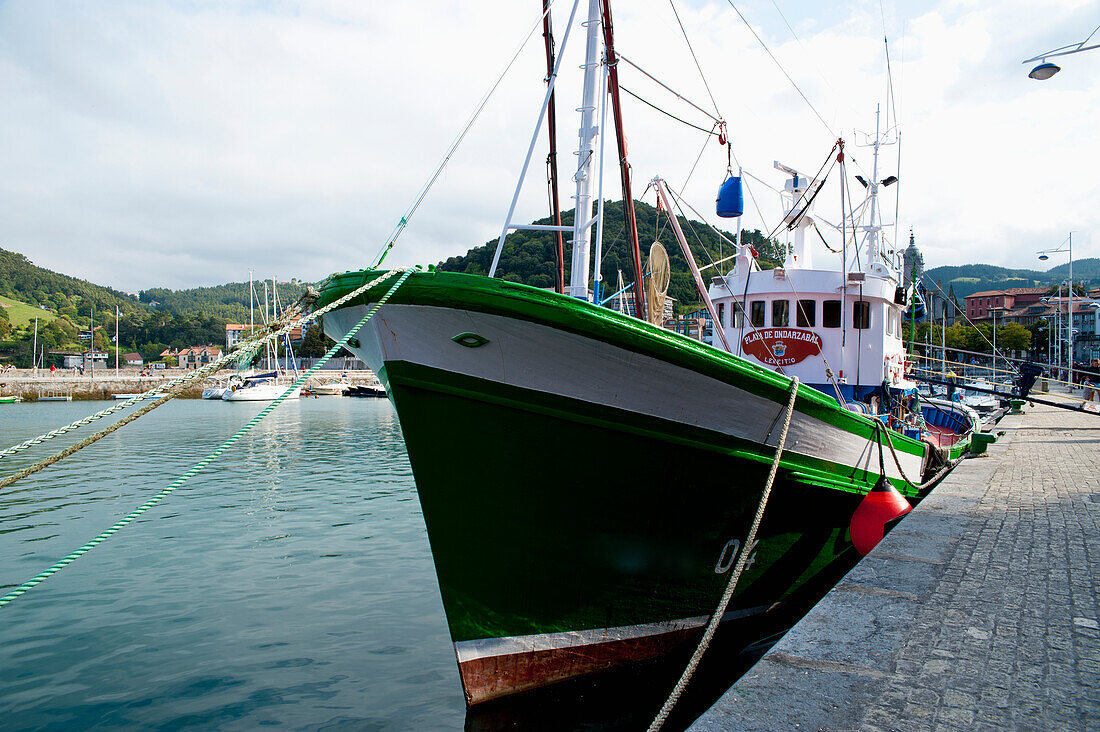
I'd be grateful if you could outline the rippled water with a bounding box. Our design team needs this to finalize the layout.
[0,399,771,731]
[0,398,465,730]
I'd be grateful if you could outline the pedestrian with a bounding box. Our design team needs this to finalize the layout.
[50,364,56,375]
[1084,358,1100,403]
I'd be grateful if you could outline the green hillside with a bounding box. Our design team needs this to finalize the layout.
[0,248,143,321]
[140,280,312,322]
[438,199,782,314]
[0,248,310,366]
[924,259,1100,301]
[0,294,56,328]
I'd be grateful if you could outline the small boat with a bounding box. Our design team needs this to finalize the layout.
[201,374,243,400]
[0,395,22,403]
[308,379,351,396]
[919,397,979,453]
[222,372,301,402]
[345,377,386,398]
[38,392,73,402]
[957,381,1001,412]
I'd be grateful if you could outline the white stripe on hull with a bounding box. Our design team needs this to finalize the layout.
[453,604,778,664]
[324,303,925,482]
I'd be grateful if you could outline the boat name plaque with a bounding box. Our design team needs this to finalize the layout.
[741,328,823,366]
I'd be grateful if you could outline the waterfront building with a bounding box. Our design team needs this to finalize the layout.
[176,346,224,369]
[964,287,1049,321]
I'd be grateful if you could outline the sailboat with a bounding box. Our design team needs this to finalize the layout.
[224,277,301,402]
[317,0,967,705]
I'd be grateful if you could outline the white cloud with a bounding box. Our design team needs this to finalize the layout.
[0,0,1096,291]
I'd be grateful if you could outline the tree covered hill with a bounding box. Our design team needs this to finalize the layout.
[438,199,782,314]
[140,280,311,323]
[925,259,1100,301]
[0,248,144,321]
[0,247,313,366]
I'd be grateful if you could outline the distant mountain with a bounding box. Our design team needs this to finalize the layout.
[438,199,782,314]
[924,259,1100,301]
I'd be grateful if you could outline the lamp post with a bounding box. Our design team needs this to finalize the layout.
[990,306,1005,383]
[1039,234,1074,389]
[1023,24,1100,79]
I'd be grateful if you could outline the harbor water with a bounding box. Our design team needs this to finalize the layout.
[1,399,465,729]
[0,399,766,730]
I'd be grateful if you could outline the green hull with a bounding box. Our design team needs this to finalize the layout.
[317,269,935,703]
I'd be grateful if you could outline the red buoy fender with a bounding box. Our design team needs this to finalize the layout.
[849,477,912,556]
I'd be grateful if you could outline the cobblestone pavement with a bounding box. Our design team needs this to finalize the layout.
[691,403,1100,731]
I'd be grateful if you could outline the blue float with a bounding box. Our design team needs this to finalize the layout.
[716,176,744,218]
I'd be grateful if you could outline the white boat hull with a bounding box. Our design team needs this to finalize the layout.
[222,383,301,401]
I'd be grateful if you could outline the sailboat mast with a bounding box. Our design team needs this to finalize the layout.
[567,0,602,300]
[542,0,565,295]
[600,0,645,319]
[32,316,38,373]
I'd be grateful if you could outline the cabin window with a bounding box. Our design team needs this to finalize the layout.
[732,302,744,328]
[772,300,789,327]
[796,300,816,327]
[886,307,895,335]
[823,300,841,328]
[750,301,765,327]
[717,302,725,327]
[853,300,870,329]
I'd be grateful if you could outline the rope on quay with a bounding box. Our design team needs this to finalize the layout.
[0,268,413,610]
[649,377,800,732]
[0,299,310,462]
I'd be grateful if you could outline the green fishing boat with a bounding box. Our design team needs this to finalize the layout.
[316,0,967,706]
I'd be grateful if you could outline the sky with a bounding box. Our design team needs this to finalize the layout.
[0,0,1097,292]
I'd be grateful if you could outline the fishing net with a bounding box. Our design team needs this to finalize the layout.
[644,241,671,325]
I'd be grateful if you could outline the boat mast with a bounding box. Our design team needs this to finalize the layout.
[866,104,882,267]
[567,0,603,300]
[541,0,565,294]
[599,0,645,318]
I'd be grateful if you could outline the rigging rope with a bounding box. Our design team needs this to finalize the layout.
[0,268,414,610]
[373,1,558,267]
[666,0,722,118]
[649,377,800,731]
[619,85,718,135]
[723,0,835,138]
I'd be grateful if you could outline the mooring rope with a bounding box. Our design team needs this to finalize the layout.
[871,419,963,492]
[649,376,800,731]
[0,267,413,610]
[0,267,407,493]
[0,301,309,462]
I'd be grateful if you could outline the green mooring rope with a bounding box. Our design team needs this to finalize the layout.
[0,267,414,610]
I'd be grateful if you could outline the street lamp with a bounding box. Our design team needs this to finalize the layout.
[1023,24,1100,79]
[1038,234,1074,388]
[990,306,1005,382]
